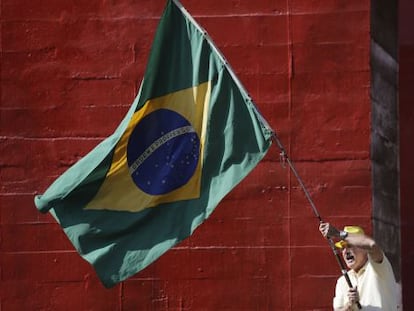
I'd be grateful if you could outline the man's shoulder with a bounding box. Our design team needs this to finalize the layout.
[368,252,392,269]
[367,253,397,282]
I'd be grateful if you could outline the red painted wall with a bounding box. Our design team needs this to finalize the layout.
[1,0,371,309]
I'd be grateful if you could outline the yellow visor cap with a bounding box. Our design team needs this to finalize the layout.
[335,226,365,249]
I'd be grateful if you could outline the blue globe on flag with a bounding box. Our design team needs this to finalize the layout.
[127,109,200,195]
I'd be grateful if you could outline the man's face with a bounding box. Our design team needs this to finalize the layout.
[342,246,368,272]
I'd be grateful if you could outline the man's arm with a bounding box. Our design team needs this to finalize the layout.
[319,222,384,263]
[345,232,383,263]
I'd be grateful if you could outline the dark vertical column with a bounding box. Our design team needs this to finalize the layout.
[370,0,400,281]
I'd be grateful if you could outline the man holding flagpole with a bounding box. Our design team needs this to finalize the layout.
[319,222,399,310]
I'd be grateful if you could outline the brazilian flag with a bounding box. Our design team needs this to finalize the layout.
[35,0,273,288]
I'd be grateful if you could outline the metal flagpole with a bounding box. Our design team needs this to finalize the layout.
[271,132,362,310]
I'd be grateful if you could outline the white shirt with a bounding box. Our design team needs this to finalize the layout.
[333,254,399,310]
